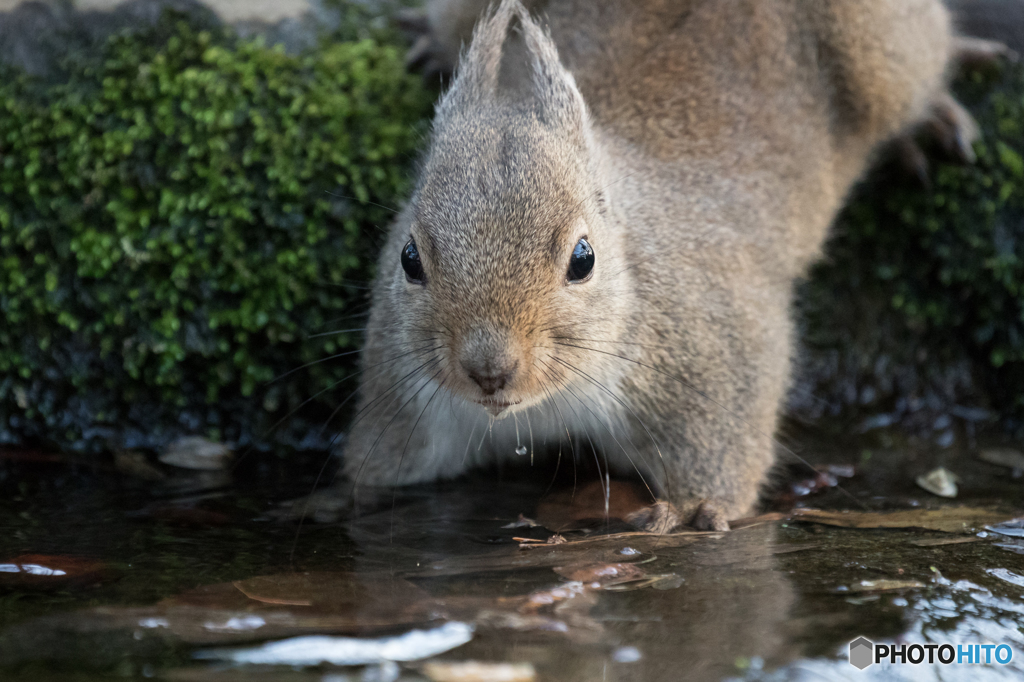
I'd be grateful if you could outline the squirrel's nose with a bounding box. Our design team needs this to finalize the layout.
[466,365,517,395]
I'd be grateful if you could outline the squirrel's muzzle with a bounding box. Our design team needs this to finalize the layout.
[458,325,522,403]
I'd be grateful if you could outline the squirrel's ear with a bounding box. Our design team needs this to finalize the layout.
[437,0,519,116]
[516,5,588,131]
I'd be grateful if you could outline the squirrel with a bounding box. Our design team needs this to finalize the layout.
[304,0,994,532]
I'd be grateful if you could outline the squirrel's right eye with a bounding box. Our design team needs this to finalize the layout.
[401,239,426,284]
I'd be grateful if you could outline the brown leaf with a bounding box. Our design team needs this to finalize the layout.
[516,581,593,614]
[553,563,646,586]
[911,536,984,547]
[789,507,1016,533]
[161,572,444,635]
[535,481,652,532]
[836,579,925,594]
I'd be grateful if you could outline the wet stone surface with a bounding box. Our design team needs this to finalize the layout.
[1,427,1024,681]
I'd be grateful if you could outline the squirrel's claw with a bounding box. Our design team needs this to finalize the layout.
[952,35,1018,70]
[624,498,731,534]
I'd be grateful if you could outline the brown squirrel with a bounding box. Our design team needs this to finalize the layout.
[300,0,997,531]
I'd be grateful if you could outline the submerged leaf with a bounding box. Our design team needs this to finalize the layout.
[535,481,652,532]
[836,579,925,594]
[789,507,1015,533]
[985,517,1024,538]
[422,661,536,682]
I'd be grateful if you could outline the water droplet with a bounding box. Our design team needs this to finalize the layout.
[515,446,527,456]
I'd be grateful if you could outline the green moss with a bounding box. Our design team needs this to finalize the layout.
[799,63,1024,433]
[0,13,433,451]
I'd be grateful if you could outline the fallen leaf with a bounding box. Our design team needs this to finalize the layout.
[501,514,539,529]
[162,572,441,633]
[769,543,824,555]
[835,579,925,594]
[911,537,984,547]
[602,574,684,592]
[789,507,1015,533]
[986,568,1024,588]
[915,468,959,498]
[194,622,474,666]
[985,517,1024,538]
[552,563,646,586]
[777,465,855,506]
[517,581,590,614]
[535,481,652,532]
[978,448,1024,470]
[422,661,536,682]
[519,529,719,550]
[0,554,112,588]
[994,540,1024,555]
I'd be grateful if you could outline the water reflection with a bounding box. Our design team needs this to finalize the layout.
[0,454,1023,681]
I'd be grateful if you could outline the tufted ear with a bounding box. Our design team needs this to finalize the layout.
[436,0,588,132]
[435,0,519,118]
[515,2,588,130]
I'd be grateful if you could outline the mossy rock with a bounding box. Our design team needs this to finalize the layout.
[0,12,433,452]
[796,62,1024,438]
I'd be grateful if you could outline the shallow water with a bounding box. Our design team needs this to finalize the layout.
[1,427,1023,682]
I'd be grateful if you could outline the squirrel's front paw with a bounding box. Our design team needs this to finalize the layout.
[624,498,731,534]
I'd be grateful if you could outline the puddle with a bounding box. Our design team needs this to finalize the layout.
[1,427,1024,681]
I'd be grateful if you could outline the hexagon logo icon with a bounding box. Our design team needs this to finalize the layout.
[849,637,875,670]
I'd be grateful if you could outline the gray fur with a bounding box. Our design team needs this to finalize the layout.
[339,0,953,530]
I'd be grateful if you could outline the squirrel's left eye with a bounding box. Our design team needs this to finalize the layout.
[567,237,595,282]
[402,239,426,284]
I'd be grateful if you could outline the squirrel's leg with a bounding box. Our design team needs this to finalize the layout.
[893,36,1015,182]
[606,290,790,534]
[273,367,482,523]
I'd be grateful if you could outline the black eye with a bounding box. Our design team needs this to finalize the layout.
[402,239,426,284]
[567,237,594,282]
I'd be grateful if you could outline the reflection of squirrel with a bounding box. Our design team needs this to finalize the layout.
[328,0,989,531]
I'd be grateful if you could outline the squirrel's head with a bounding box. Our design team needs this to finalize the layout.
[380,0,632,418]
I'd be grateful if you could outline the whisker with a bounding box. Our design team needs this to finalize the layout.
[537,358,608,506]
[351,363,444,502]
[552,356,668,484]
[324,190,400,215]
[556,368,657,503]
[553,341,869,510]
[306,327,370,340]
[390,370,449,539]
